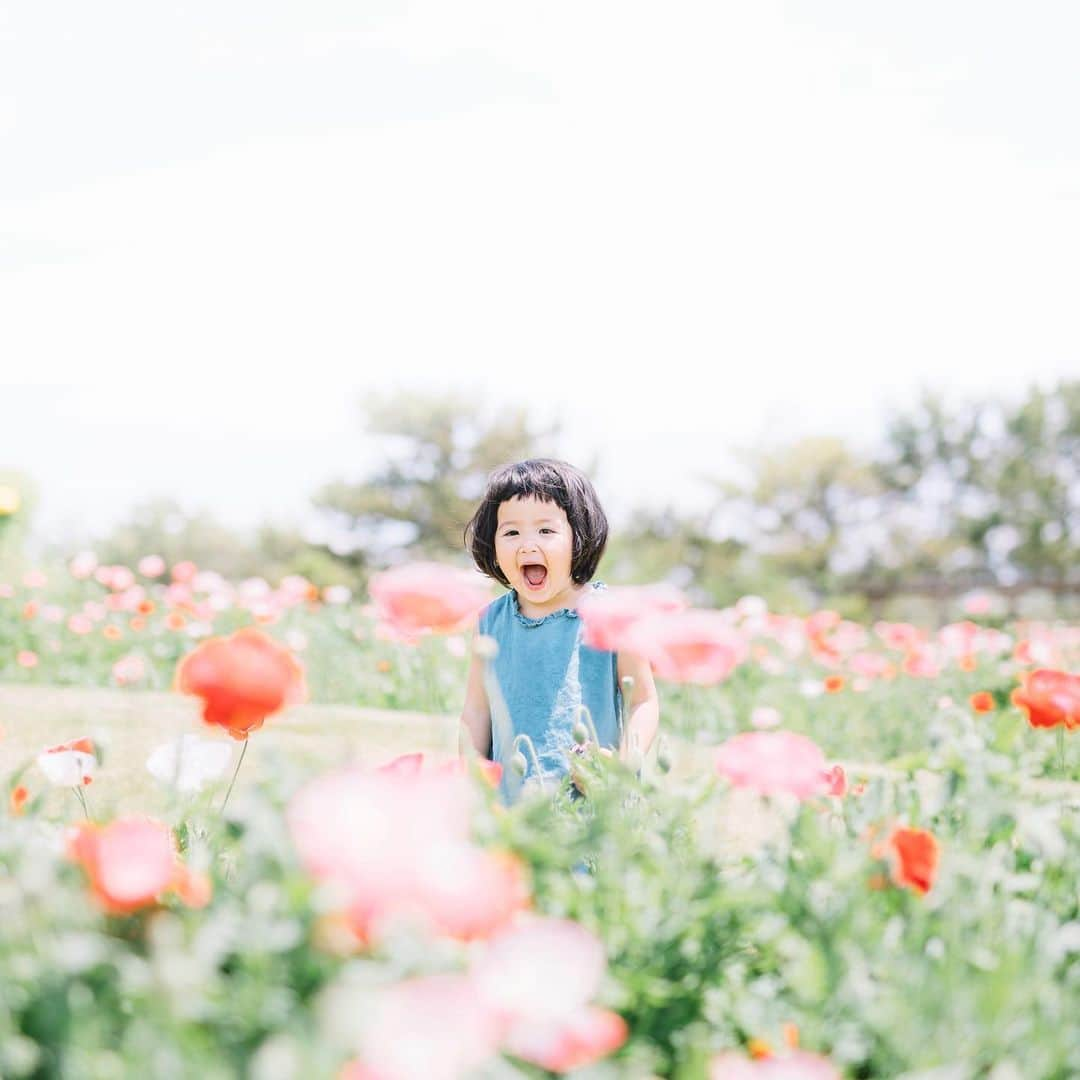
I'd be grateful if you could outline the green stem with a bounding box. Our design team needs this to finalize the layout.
[220,740,249,815]
[73,786,90,822]
[1057,727,1066,778]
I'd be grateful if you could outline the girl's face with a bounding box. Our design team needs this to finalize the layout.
[494,495,578,614]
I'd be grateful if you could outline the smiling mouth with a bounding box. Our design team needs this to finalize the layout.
[521,564,548,588]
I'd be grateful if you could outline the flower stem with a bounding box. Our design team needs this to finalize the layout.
[1057,727,1066,778]
[73,786,90,821]
[220,739,249,814]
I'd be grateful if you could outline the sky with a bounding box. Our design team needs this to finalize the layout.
[2,1,1077,545]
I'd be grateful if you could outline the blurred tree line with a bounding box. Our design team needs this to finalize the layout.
[22,380,1077,623]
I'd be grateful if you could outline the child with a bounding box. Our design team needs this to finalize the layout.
[460,458,659,802]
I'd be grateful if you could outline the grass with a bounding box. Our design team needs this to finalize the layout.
[0,682,460,818]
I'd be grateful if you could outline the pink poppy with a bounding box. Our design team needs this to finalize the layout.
[824,764,847,797]
[66,817,209,915]
[359,974,501,1080]
[368,562,491,636]
[113,654,146,687]
[471,915,627,1072]
[577,584,689,652]
[714,731,830,800]
[710,1050,842,1079]
[69,552,98,580]
[67,613,94,635]
[171,561,198,584]
[287,766,526,945]
[138,554,166,578]
[849,652,891,678]
[622,610,748,684]
[471,916,607,1025]
[874,621,925,652]
[504,1007,629,1073]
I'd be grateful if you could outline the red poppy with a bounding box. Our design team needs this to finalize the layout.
[824,764,846,797]
[886,826,939,895]
[175,627,307,740]
[1010,669,1080,730]
[969,691,994,714]
[10,785,28,815]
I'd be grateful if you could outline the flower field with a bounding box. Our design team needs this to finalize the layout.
[2,555,1079,1079]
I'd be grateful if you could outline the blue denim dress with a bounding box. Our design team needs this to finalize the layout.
[478,581,622,804]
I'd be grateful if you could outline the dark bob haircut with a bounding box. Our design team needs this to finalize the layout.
[464,459,609,588]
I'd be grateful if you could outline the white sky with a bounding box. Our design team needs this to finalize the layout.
[2,2,1077,544]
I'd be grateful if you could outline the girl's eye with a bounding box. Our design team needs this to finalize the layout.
[541,528,554,534]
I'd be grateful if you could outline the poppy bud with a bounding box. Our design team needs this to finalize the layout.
[511,751,528,777]
[572,721,589,745]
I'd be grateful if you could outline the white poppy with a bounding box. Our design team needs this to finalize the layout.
[37,748,95,787]
[146,734,233,793]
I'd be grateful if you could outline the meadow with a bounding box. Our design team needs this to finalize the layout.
[1,555,1078,1079]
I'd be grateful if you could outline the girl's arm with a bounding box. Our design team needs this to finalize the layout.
[460,650,493,759]
[616,650,660,761]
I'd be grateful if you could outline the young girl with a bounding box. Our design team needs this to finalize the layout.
[460,458,660,802]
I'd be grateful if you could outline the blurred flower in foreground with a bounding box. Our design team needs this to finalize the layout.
[578,583,688,652]
[368,562,491,637]
[471,915,629,1072]
[0,484,20,515]
[710,1050,841,1079]
[288,765,527,946]
[175,627,307,740]
[622,610,748,684]
[715,731,830,800]
[1010,669,1080,730]
[67,817,211,915]
[37,736,97,787]
[146,734,233,793]
[353,974,501,1080]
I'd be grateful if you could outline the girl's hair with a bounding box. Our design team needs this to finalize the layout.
[464,459,609,587]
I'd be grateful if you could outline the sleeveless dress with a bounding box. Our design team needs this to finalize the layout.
[477,580,622,804]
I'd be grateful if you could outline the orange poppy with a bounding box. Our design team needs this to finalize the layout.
[9,785,28,815]
[823,675,845,693]
[969,691,994,714]
[175,627,307,740]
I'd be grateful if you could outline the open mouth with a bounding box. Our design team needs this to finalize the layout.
[521,564,548,590]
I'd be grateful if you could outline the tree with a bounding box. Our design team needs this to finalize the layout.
[310,389,569,574]
[873,380,1079,590]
